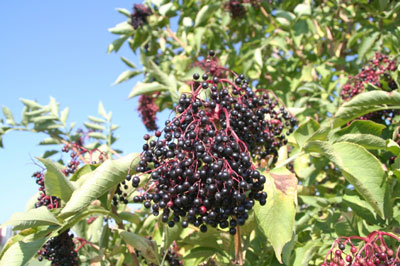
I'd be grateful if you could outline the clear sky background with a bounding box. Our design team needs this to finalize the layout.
[0,1,168,223]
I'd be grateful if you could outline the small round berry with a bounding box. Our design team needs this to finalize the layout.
[202,73,209,80]
[209,50,215,57]
[200,224,207,232]
[193,73,200,80]
[143,134,150,140]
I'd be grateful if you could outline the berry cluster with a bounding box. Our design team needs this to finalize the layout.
[223,0,261,18]
[341,53,398,101]
[321,231,400,266]
[341,53,399,124]
[61,145,81,176]
[37,230,79,266]
[130,4,152,29]
[138,93,160,131]
[123,51,295,234]
[32,171,59,209]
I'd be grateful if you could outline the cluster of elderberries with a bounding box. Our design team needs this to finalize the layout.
[124,50,295,234]
[37,230,79,266]
[130,4,152,29]
[223,0,261,18]
[138,92,160,131]
[341,52,399,125]
[61,145,80,176]
[321,231,400,266]
[32,171,59,209]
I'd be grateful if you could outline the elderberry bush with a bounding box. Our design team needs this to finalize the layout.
[37,230,79,266]
[116,51,296,234]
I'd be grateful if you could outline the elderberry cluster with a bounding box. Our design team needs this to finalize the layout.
[138,93,160,131]
[61,145,80,176]
[321,231,400,266]
[341,52,399,125]
[122,50,295,233]
[37,230,79,266]
[130,4,152,29]
[32,171,59,209]
[223,0,261,18]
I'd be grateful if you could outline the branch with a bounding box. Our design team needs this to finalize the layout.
[166,26,187,51]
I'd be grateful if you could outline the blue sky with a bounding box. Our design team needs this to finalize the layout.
[0,1,168,223]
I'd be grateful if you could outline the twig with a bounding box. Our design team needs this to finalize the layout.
[166,26,187,50]
[59,139,89,164]
[234,226,244,265]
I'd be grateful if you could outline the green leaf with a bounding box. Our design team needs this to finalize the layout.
[2,106,16,125]
[37,157,75,202]
[88,116,106,124]
[84,122,106,131]
[305,141,387,218]
[60,107,69,125]
[358,32,380,61]
[182,17,193,27]
[254,48,263,68]
[60,153,139,217]
[49,97,58,116]
[2,207,61,230]
[195,5,209,26]
[0,237,48,266]
[120,56,136,68]
[293,118,320,148]
[343,191,377,224]
[387,139,400,155]
[113,70,141,85]
[116,8,131,18]
[294,3,311,17]
[107,35,129,53]
[334,120,385,138]
[254,168,297,263]
[333,90,400,128]
[20,98,42,109]
[39,138,61,145]
[159,3,176,16]
[335,134,386,150]
[128,82,168,98]
[87,132,107,140]
[69,164,97,182]
[119,230,160,264]
[98,102,107,118]
[108,21,133,35]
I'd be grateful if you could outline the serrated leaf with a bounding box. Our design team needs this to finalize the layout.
[98,102,107,119]
[60,153,139,217]
[2,207,61,230]
[119,230,160,264]
[2,106,16,125]
[42,150,58,159]
[113,70,141,85]
[69,164,97,182]
[107,35,129,53]
[254,168,297,263]
[108,21,133,35]
[195,5,209,26]
[84,122,106,131]
[305,141,387,218]
[0,237,48,266]
[37,157,75,202]
[333,90,400,128]
[128,82,168,98]
[31,115,58,123]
